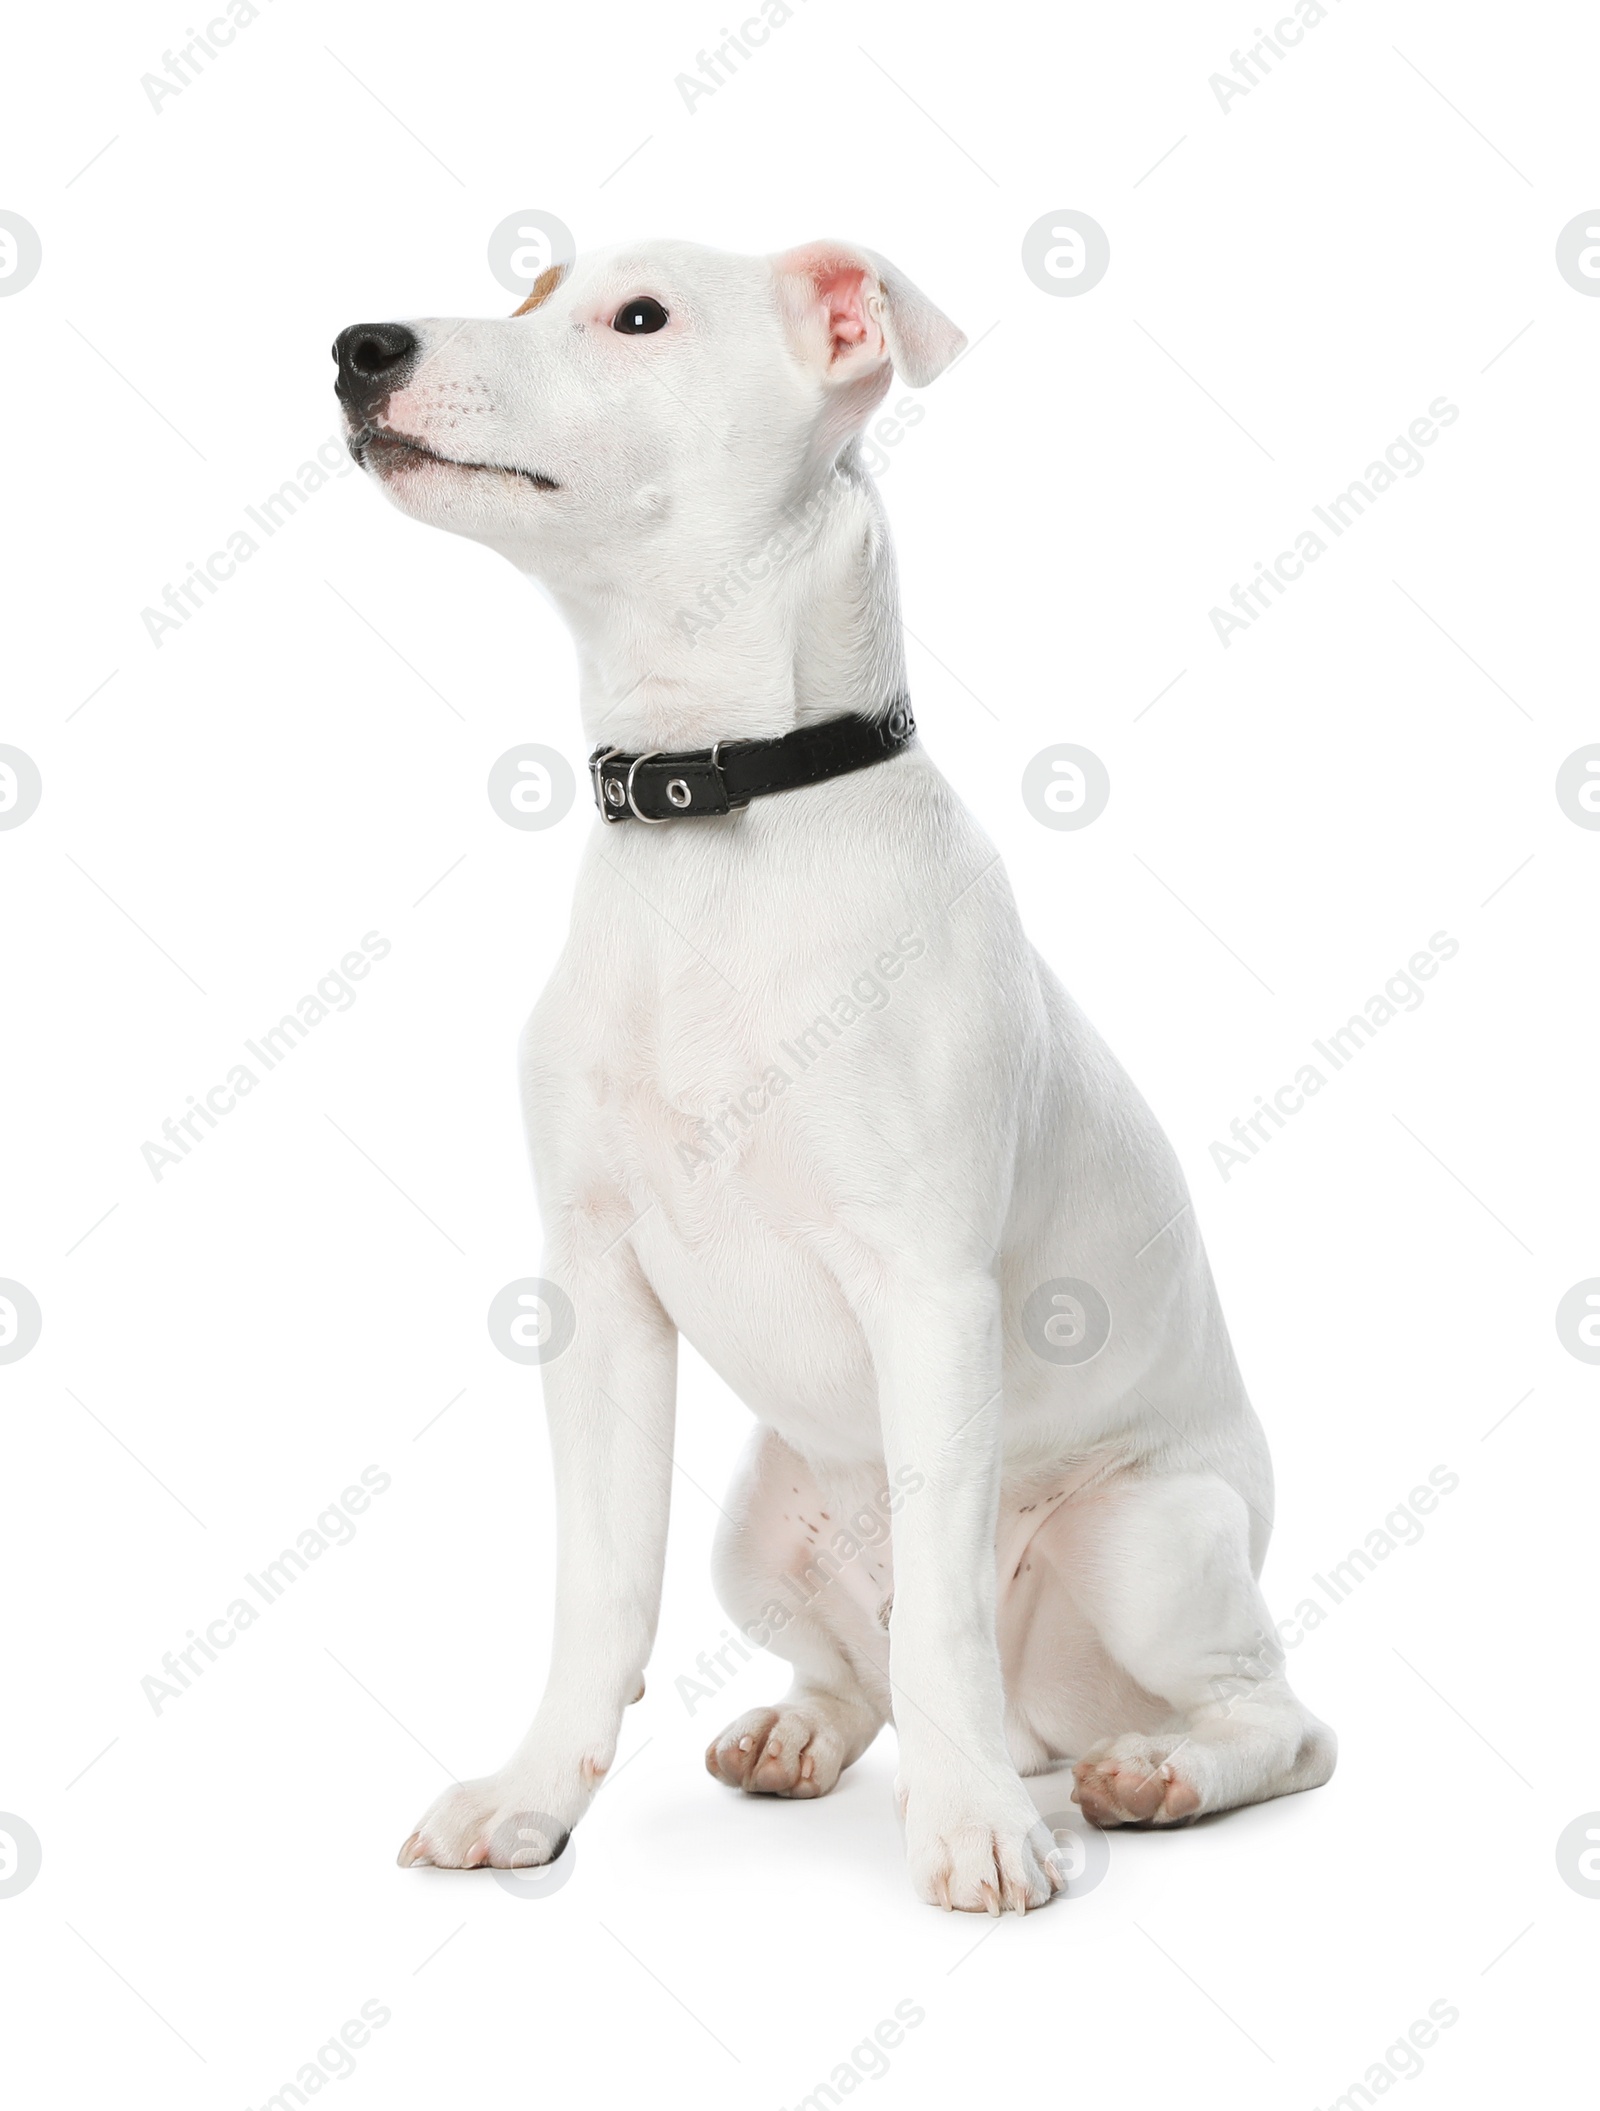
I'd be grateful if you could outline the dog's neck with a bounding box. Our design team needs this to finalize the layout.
[535,452,907,755]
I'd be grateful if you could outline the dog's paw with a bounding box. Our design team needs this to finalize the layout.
[397,1768,592,1870]
[704,1702,847,1798]
[1071,1734,1204,1827]
[902,1781,1067,1914]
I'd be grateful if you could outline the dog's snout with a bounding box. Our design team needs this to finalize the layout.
[333,321,418,411]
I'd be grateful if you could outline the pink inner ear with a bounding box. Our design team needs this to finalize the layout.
[818,264,875,358]
[774,241,891,379]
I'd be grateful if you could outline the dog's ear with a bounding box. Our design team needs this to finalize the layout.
[771,240,966,388]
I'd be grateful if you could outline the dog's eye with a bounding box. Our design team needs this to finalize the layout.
[613,297,669,335]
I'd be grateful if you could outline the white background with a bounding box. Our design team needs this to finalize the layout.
[2,0,1596,2103]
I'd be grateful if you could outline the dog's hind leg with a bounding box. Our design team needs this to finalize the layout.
[1033,1470,1336,1826]
[703,1428,890,1799]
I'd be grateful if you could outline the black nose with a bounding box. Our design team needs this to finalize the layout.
[332,321,418,413]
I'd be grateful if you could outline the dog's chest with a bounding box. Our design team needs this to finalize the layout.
[543,822,927,1201]
[602,997,883,1441]
[524,839,928,1444]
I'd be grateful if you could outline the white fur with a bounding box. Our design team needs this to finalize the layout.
[352,236,1336,1912]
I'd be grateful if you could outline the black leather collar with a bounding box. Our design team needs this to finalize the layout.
[588,702,915,823]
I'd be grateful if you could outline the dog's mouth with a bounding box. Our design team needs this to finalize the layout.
[349,425,559,491]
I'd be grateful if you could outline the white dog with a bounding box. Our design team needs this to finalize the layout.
[334,236,1335,1912]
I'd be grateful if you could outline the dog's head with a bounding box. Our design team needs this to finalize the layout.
[332,238,965,593]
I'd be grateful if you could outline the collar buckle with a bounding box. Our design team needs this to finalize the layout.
[589,746,627,822]
[590,741,733,823]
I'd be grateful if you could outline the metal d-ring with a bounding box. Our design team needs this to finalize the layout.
[626,750,668,823]
[590,745,620,819]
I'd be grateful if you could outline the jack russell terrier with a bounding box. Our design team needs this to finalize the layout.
[334,236,1335,1913]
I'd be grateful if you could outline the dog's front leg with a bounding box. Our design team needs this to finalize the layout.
[399,1237,675,1870]
[870,1272,1065,1913]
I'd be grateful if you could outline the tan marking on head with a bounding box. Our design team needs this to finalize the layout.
[512,263,567,317]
